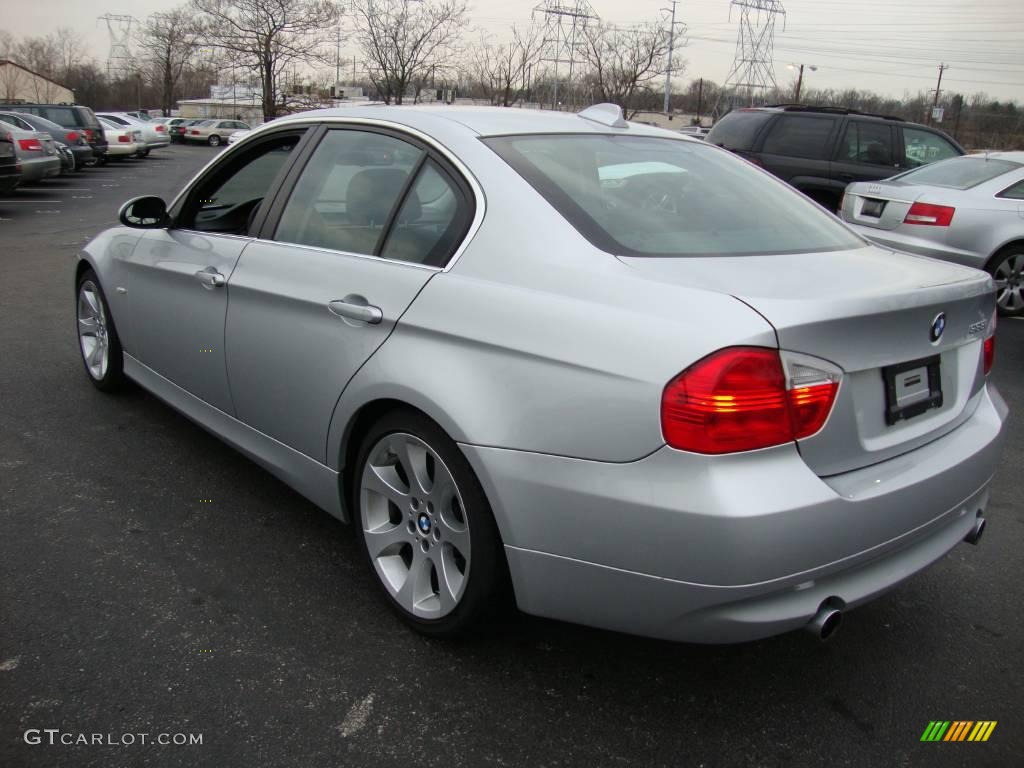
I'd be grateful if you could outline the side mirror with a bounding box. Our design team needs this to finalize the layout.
[119,195,169,228]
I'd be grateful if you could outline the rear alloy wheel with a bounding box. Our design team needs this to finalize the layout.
[208,135,221,147]
[77,270,126,392]
[990,248,1024,317]
[354,411,506,637]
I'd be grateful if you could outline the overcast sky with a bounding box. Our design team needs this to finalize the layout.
[5,0,1023,101]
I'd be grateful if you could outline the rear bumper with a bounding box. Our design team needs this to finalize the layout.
[463,384,1008,643]
[846,223,986,269]
[19,157,61,182]
[145,138,170,149]
[106,143,139,156]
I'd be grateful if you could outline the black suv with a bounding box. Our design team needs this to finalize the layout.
[2,104,109,165]
[705,105,964,211]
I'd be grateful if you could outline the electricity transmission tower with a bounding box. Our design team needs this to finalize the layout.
[716,0,785,116]
[98,14,137,80]
[532,0,600,111]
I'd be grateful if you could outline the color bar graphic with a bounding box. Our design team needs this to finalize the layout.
[921,720,996,742]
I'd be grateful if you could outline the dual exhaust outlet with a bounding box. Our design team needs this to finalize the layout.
[804,513,987,642]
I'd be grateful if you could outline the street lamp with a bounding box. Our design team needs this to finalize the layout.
[787,63,817,103]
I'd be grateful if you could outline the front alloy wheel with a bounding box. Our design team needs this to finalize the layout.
[77,270,125,391]
[208,135,221,147]
[354,412,507,636]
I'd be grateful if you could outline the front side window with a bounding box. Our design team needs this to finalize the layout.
[841,122,894,165]
[179,131,305,234]
[903,127,960,168]
[275,129,423,256]
[761,116,836,160]
[485,134,865,257]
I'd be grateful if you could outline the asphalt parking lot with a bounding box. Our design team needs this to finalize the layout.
[1,144,1022,768]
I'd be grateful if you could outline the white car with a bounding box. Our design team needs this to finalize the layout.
[226,129,251,146]
[97,117,142,158]
[96,113,170,155]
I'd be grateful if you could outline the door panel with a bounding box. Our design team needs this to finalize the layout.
[224,241,434,461]
[125,230,246,413]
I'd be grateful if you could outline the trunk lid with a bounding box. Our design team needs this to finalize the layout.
[619,245,994,476]
[841,181,937,231]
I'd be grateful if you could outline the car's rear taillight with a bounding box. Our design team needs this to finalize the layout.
[18,138,43,151]
[83,128,95,142]
[984,312,996,375]
[191,130,199,135]
[118,134,130,143]
[155,124,165,132]
[904,202,955,226]
[66,131,80,142]
[661,347,841,454]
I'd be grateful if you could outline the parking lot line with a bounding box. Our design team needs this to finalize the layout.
[0,200,64,204]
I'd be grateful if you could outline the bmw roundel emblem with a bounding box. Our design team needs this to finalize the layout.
[417,513,431,533]
[930,312,946,343]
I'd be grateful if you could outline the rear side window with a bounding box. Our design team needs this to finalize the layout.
[896,157,1019,189]
[761,116,837,160]
[704,111,771,150]
[485,134,865,258]
[840,121,893,165]
[997,180,1024,200]
[903,127,960,168]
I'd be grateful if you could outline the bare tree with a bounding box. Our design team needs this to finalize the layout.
[191,0,339,119]
[139,8,204,116]
[580,23,673,119]
[52,28,86,83]
[465,25,543,107]
[352,0,468,105]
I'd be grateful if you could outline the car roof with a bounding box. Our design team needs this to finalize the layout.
[269,105,681,140]
[963,150,1024,164]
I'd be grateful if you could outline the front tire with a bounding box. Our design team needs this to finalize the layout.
[76,269,126,392]
[989,247,1024,317]
[353,410,507,637]
[208,135,221,147]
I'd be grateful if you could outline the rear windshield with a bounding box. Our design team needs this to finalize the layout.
[485,134,865,257]
[893,156,1020,189]
[704,110,772,150]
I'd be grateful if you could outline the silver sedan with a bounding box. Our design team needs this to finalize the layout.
[841,152,1024,316]
[74,105,1007,644]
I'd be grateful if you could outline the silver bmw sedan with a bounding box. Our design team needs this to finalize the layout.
[75,104,1007,643]
[840,152,1024,316]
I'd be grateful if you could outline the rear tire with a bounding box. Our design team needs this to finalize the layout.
[989,247,1024,317]
[352,409,508,638]
[208,135,221,147]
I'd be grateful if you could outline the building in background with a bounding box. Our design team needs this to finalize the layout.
[0,59,75,104]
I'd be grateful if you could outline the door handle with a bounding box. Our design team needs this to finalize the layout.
[328,299,383,325]
[194,267,225,289]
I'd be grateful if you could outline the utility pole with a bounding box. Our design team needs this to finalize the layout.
[793,63,804,102]
[696,77,703,123]
[663,1,683,115]
[930,63,949,124]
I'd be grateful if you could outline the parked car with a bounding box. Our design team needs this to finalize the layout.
[0,111,93,171]
[170,119,205,143]
[97,117,143,159]
[705,105,964,211]
[76,104,1006,644]
[2,104,108,165]
[0,112,73,175]
[183,119,250,146]
[124,110,154,121]
[96,113,170,155]
[0,122,61,183]
[841,152,1024,316]
[226,128,251,146]
[0,131,21,194]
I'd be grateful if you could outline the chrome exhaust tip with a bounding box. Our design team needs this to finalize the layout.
[807,604,842,641]
[964,515,986,546]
